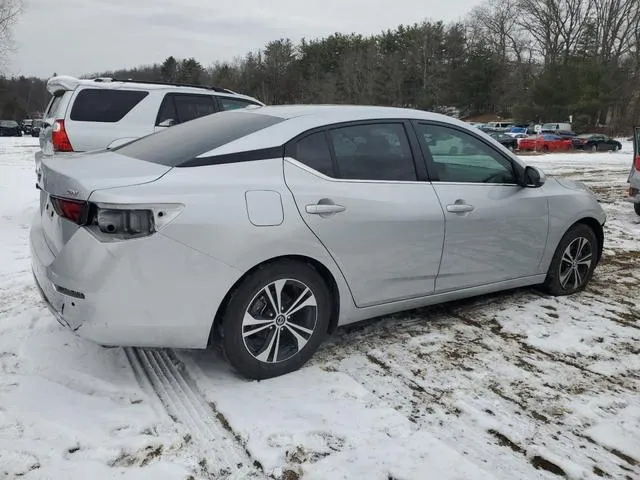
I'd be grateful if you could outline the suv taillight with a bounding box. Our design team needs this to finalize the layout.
[635,155,640,171]
[52,120,74,152]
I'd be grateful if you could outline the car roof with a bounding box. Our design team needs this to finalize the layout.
[193,105,517,160]
[46,75,262,103]
[240,104,459,122]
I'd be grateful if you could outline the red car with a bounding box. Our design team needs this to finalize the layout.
[518,134,573,152]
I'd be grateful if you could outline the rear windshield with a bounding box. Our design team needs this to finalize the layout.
[70,88,149,122]
[115,110,284,166]
[0,120,18,127]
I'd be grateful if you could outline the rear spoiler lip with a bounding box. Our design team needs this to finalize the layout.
[46,75,80,94]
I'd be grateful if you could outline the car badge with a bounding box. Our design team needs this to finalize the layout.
[66,189,79,197]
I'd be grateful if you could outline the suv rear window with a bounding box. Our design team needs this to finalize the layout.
[70,89,148,122]
[115,110,283,167]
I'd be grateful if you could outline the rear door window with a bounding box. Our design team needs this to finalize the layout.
[70,89,148,122]
[328,123,417,181]
[293,132,334,177]
[173,94,216,123]
[156,94,217,125]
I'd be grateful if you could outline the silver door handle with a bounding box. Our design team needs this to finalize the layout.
[305,204,346,215]
[446,204,475,213]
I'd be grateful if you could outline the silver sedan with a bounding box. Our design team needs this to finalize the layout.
[30,105,606,379]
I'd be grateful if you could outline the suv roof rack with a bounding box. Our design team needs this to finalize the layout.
[92,77,235,94]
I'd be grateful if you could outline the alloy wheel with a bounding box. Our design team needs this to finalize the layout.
[241,279,318,363]
[558,237,592,290]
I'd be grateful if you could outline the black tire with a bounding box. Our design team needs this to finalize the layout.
[634,203,640,216]
[220,260,331,380]
[542,224,598,296]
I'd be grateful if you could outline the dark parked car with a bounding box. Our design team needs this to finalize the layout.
[21,119,34,135]
[574,134,622,152]
[31,120,43,137]
[489,132,518,151]
[0,120,23,137]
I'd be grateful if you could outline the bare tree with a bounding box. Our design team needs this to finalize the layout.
[588,0,640,60]
[518,0,593,63]
[0,0,23,69]
[468,0,530,63]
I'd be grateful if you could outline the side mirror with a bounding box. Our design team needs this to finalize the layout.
[523,165,546,188]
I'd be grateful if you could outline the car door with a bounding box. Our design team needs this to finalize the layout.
[154,93,217,132]
[413,122,549,292]
[283,122,445,308]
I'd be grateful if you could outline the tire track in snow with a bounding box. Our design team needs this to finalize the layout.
[125,348,264,479]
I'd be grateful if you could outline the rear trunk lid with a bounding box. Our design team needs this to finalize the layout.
[39,151,171,255]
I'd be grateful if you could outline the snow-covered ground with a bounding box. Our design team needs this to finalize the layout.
[1,137,638,480]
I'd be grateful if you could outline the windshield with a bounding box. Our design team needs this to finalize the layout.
[115,110,284,167]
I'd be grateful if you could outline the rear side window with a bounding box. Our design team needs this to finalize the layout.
[116,111,284,167]
[219,97,259,111]
[70,89,148,122]
[174,94,216,123]
[156,94,217,126]
[328,123,417,181]
[293,132,334,176]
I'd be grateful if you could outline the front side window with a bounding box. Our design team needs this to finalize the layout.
[70,89,148,122]
[328,123,416,181]
[416,123,517,184]
[293,132,334,177]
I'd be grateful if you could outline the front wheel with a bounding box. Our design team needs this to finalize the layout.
[634,203,640,216]
[542,224,598,296]
[220,260,331,379]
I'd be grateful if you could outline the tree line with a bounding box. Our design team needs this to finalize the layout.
[1,0,639,134]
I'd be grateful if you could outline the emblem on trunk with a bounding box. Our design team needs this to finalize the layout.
[66,189,79,197]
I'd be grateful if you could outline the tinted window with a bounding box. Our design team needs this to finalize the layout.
[294,132,334,176]
[417,124,517,184]
[219,97,259,111]
[156,95,178,126]
[116,111,283,167]
[328,123,416,181]
[173,94,216,123]
[70,89,148,122]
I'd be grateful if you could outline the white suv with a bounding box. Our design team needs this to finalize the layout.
[36,75,263,162]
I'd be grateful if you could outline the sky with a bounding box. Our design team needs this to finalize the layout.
[10,0,482,78]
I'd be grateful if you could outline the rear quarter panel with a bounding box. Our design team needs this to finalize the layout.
[89,158,357,326]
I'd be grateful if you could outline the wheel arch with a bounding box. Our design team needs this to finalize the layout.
[207,254,342,346]
[574,217,604,264]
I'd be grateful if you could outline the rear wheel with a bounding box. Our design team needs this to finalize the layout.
[542,224,598,296]
[591,144,598,153]
[220,260,331,379]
